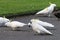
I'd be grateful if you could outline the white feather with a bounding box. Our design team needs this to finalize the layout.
[0,17,10,26]
[5,21,27,30]
[36,4,56,17]
[29,20,52,34]
[31,19,54,27]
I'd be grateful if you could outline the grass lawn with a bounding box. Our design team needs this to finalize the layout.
[0,0,60,17]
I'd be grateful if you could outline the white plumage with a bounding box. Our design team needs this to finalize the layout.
[0,17,10,26]
[28,19,52,34]
[30,19,54,27]
[36,3,56,17]
[5,21,27,30]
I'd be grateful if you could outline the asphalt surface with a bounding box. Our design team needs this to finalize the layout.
[0,15,60,40]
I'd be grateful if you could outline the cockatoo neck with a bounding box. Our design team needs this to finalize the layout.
[50,4,56,7]
[5,22,11,26]
[48,4,55,10]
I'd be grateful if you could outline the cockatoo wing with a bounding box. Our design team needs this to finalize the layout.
[11,21,27,27]
[36,23,52,34]
[36,7,49,14]
[43,22,54,27]
[39,21,54,27]
[37,21,54,27]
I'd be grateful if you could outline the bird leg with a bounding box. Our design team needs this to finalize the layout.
[48,13,51,17]
[12,27,17,31]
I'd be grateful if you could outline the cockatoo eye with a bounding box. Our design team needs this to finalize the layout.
[28,22,32,27]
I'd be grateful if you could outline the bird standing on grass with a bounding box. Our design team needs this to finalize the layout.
[36,2,56,17]
[5,21,27,30]
[28,19,52,35]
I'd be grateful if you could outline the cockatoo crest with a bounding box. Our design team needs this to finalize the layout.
[49,2,56,7]
[49,2,52,4]
[31,19,40,22]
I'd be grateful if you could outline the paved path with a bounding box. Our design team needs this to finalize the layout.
[0,15,60,40]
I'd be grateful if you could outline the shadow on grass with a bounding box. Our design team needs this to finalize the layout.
[6,7,60,18]
[0,10,40,18]
[0,7,60,18]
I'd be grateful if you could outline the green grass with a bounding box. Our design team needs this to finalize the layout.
[0,0,60,16]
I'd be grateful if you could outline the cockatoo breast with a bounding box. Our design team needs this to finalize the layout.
[31,22,38,29]
[48,6,54,13]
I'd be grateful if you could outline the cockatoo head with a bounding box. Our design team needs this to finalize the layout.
[3,18,10,23]
[28,22,31,27]
[51,4,56,7]
[28,19,40,27]
[49,2,56,7]
[5,22,11,27]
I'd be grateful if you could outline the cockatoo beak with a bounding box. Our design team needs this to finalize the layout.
[28,22,31,27]
[49,2,52,5]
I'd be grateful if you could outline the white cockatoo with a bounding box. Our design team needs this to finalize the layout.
[28,19,52,34]
[0,16,10,26]
[28,19,54,28]
[5,21,27,30]
[36,2,56,17]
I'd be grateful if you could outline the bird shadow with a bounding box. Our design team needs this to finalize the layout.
[34,14,46,17]
[34,33,54,36]
[0,26,7,27]
[45,28,56,30]
[10,29,32,32]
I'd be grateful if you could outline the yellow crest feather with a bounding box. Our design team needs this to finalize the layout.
[49,2,52,4]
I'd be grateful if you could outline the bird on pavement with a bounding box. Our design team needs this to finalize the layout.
[5,21,27,30]
[28,19,52,35]
[28,19,54,28]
